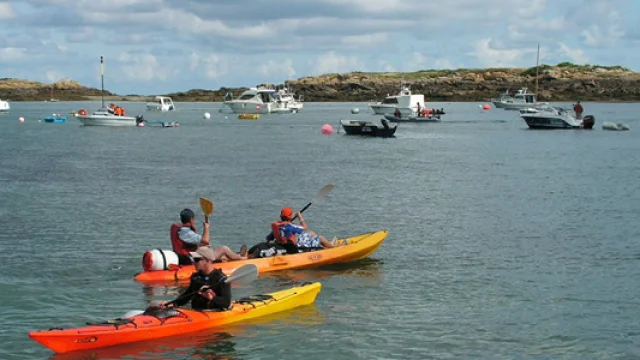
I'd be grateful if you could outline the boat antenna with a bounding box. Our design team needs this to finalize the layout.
[534,43,539,105]
[100,55,105,109]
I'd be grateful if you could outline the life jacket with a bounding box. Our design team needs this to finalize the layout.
[271,221,297,246]
[170,223,198,256]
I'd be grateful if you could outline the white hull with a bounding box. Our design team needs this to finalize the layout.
[369,104,414,115]
[145,96,175,112]
[76,112,138,126]
[492,101,535,110]
[224,101,274,114]
[0,100,10,112]
[519,105,590,129]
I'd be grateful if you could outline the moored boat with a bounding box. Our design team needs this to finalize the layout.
[29,282,322,354]
[134,230,387,284]
[340,119,397,137]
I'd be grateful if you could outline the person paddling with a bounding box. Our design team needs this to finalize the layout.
[170,208,247,265]
[159,247,231,310]
[266,207,338,252]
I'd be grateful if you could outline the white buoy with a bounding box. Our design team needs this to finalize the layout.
[18,117,24,123]
[351,108,360,114]
[203,112,211,120]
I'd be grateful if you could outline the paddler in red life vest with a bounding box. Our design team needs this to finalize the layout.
[170,209,247,265]
[265,207,338,253]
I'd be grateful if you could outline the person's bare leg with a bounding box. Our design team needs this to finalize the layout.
[318,235,336,248]
[213,246,247,261]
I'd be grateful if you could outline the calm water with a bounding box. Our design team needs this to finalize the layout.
[1,100,639,359]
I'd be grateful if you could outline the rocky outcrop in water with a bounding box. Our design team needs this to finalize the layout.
[0,78,113,101]
[2,63,639,102]
[285,63,640,102]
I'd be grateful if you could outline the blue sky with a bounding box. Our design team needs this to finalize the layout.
[0,0,637,95]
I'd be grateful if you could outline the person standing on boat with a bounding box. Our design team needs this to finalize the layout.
[159,247,231,310]
[171,209,247,265]
[573,101,584,119]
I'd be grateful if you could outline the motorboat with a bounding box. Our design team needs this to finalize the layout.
[340,118,397,137]
[272,87,303,113]
[368,82,426,116]
[0,98,9,113]
[223,86,280,114]
[491,88,537,110]
[146,96,175,112]
[519,103,594,129]
[383,107,445,123]
[76,108,144,127]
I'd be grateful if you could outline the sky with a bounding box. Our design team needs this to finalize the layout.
[0,0,638,95]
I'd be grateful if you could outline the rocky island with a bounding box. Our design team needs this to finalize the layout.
[2,63,639,102]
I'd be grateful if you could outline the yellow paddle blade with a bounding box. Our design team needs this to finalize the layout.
[199,197,214,216]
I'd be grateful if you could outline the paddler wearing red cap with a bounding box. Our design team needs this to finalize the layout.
[264,207,338,252]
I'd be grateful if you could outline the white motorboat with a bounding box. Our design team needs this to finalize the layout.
[519,103,594,129]
[368,82,426,116]
[0,98,10,113]
[146,96,175,112]
[223,86,279,114]
[491,88,537,110]
[272,87,303,113]
[76,108,143,127]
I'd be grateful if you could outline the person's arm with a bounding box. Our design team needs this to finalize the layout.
[201,222,210,246]
[178,226,209,246]
[209,279,231,309]
[170,280,197,307]
[265,232,275,242]
[296,212,309,230]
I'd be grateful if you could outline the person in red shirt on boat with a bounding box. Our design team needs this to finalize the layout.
[573,101,584,119]
[159,247,231,311]
[265,207,337,252]
[171,209,247,265]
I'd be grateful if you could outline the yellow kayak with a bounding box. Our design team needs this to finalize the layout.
[135,230,387,284]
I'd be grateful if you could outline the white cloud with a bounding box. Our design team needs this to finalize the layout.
[117,53,168,81]
[259,59,296,78]
[312,51,366,74]
[45,70,64,82]
[471,38,532,67]
[378,60,396,72]
[190,53,229,79]
[0,0,636,94]
[0,47,27,62]
[0,3,15,19]
[403,52,427,71]
[557,42,589,64]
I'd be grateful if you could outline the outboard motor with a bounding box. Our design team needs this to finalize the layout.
[381,118,390,129]
[582,115,595,129]
[135,114,146,125]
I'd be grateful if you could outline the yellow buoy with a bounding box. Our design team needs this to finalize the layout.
[238,113,259,120]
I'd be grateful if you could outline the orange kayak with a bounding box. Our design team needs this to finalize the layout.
[29,282,321,354]
[134,230,387,284]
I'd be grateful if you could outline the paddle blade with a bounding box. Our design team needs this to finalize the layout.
[225,264,258,285]
[314,184,335,202]
[199,198,214,216]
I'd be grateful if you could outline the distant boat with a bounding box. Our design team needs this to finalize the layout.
[75,56,142,127]
[0,98,9,113]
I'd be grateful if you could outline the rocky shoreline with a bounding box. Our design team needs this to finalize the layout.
[2,63,639,102]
